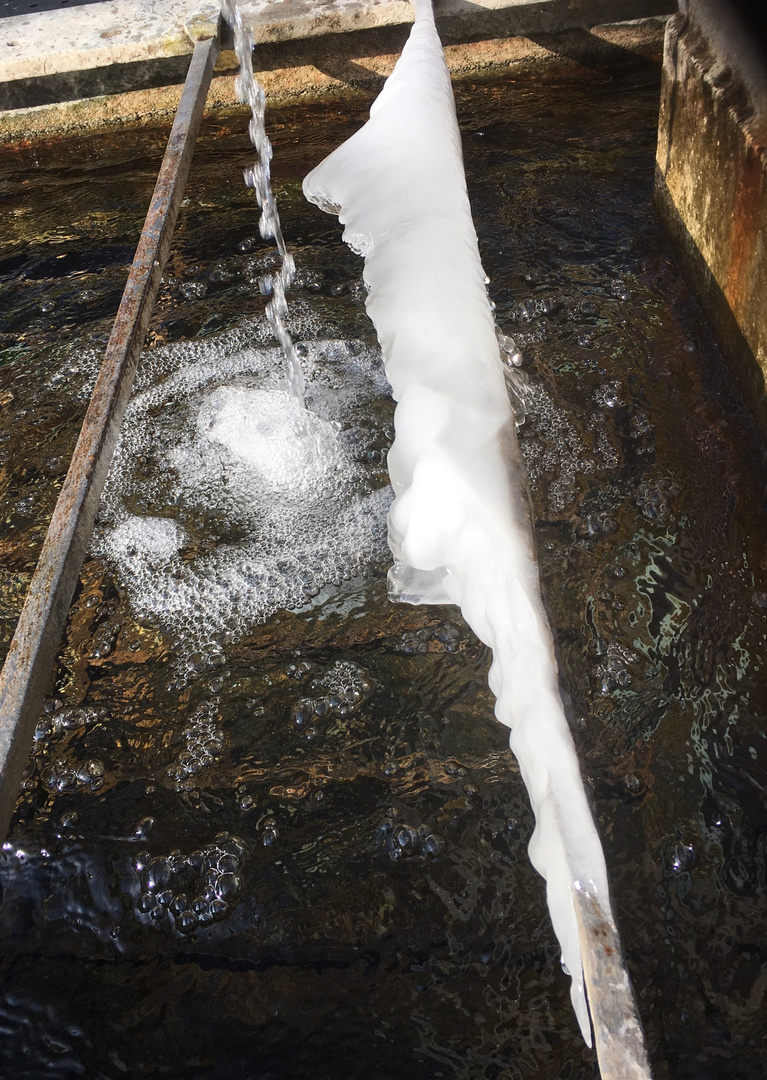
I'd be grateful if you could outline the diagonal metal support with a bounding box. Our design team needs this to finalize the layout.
[0,24,221,844]
[575,888,653,1079]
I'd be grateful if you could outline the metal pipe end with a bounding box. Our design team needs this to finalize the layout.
[185,4,223,44]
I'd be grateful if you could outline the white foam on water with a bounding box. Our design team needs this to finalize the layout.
[109,516,186,564]
[198,386,341,495]
[94,335,392,660]
[303,0,615,1042]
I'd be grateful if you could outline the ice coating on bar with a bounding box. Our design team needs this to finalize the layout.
[303,0,612,1042]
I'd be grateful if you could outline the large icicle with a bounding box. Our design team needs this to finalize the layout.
[303,0,650,1071]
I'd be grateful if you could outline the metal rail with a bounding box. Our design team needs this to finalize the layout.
[575,888,653,1079]
[0,23,221,843]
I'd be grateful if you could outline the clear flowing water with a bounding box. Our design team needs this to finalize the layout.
[0,63,766,1080]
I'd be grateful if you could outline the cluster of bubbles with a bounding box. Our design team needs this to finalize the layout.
[375,809,446,862]
[502,295,558,351]
[34,702,107,743]
[574,509,619,540]
[592,426,620,470]
[516,380,595,513]
[133,832,246,934]
[495,325,529,427]
[510,295,561,324]
[594,379,626,410]
[292,660,375,735]
[87,619,121,661]
[166,700,226,789]
[93,336,392,663]
[29,703,110,796]
[635,478,678,525]
[41,756,106,794]
[590,638,638,695]
[395,620,464,655]
[629,411,655,454]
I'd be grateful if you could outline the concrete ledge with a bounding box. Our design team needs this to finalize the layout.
[0,17,667,142]
[0,0,673,99]
[655,2,767,434]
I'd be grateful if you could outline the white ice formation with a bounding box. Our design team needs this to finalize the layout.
[303,0,614,1042]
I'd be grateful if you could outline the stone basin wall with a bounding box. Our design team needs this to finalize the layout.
[655,0,767,437]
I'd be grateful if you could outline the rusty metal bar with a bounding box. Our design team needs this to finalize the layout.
[574,888,653,1080]
[0,24,221,843]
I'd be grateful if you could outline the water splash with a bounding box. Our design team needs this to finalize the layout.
[93,335,392,667]
[221,0,306,408]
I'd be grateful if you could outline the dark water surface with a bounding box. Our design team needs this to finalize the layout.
[0,63,766,1080]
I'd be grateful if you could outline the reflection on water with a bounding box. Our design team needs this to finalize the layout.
[1,64,767,1080]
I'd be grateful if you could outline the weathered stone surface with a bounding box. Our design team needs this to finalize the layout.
[0,0,672,84]
[655,1,767,433]
[0,17,666,142]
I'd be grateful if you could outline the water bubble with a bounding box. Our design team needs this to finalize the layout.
[170,894,188,916]
[210,899,230,921]
[222,835,248,857]
[197,903,215,926]
[393,824,419,852]
[145,857,171,891]
[421,833,446,857]
[135,817,155,839]
[134,851,151,873]
[178,910,198,934]
[664,839,695,874]
[216,873,242,900]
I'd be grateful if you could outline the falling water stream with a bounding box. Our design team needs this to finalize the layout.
[0,29,766,1080]
[222,0,305,409]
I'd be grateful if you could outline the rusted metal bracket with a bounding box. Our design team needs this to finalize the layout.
[0,23,221,843]
[574,886,653,1079]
